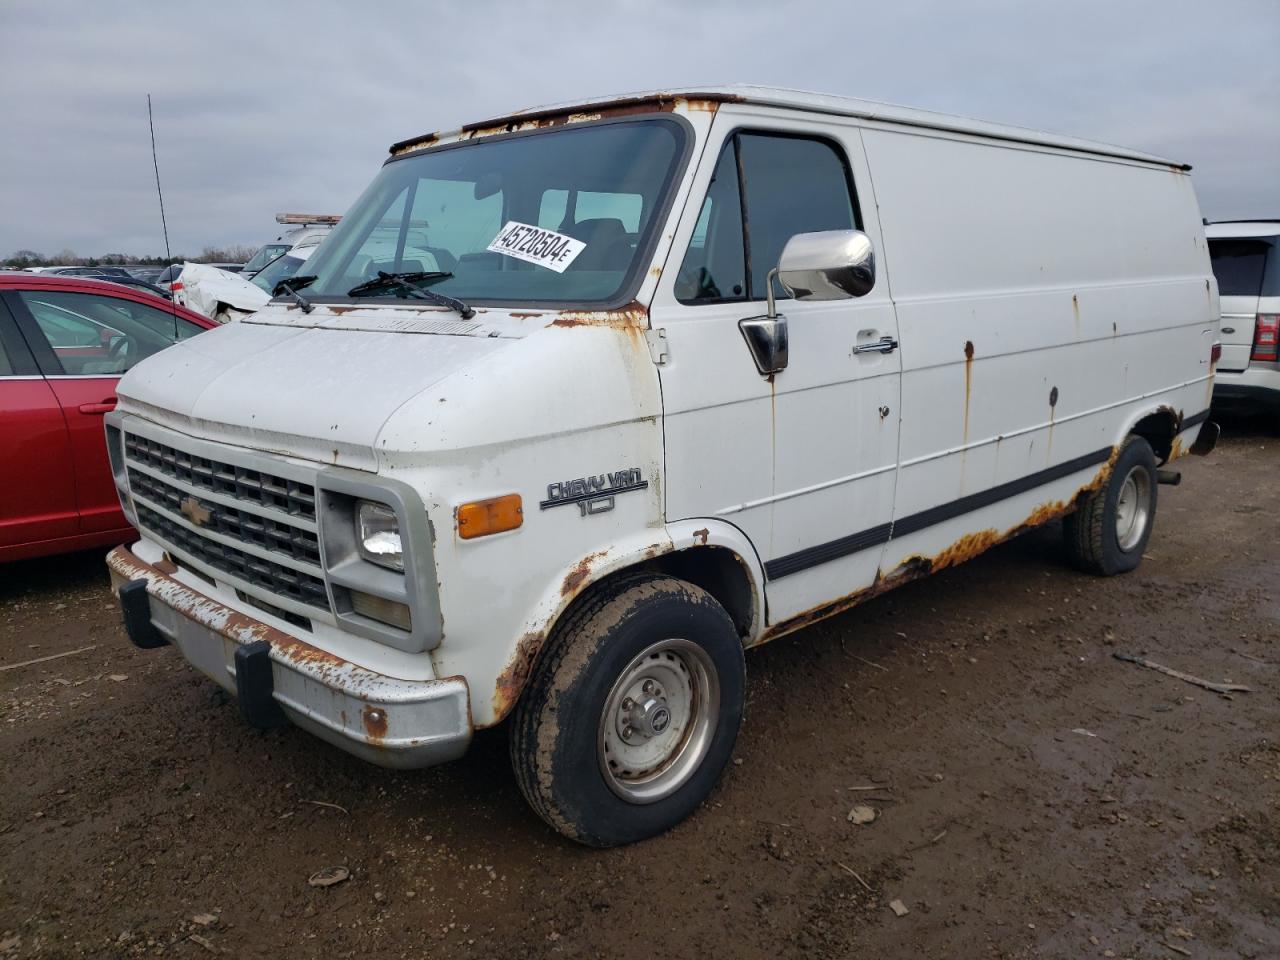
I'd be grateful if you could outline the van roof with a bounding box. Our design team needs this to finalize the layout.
[1205,220,1280,239]
[391,84,1189,171]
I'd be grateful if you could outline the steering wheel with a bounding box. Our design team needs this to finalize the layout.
[674,265,722,301]
[108,335,133,366]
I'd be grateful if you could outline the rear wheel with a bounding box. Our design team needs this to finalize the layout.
[1064,435,1158,575]
[510,574,745,847]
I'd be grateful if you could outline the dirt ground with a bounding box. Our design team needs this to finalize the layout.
[1,419,1276,960]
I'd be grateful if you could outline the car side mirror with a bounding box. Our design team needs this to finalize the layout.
[740,230,876,378]
[767,229,875,318]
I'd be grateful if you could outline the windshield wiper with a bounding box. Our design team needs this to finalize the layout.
[274,275,317,314]
[347,271,475,320]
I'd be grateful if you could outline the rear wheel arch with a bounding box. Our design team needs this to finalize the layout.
[1126,407,1180,464]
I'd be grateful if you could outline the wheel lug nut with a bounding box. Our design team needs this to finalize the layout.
[622,697,634,710]
[642,680,654,694]
[622,725,633,739]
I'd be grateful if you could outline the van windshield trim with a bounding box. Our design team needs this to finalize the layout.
[285,113,695,312]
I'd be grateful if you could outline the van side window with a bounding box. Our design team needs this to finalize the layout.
[675,132,858,304]
[738,134,857,300]
[674,143,746,302]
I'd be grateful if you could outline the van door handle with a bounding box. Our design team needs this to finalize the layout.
[78,398,118,415]
[853,336,898,355]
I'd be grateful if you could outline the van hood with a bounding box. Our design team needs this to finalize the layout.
[115,304,517,470]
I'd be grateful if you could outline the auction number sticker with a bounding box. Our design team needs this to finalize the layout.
[487,221,585,273]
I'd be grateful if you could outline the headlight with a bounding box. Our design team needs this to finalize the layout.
[356,500,403,571]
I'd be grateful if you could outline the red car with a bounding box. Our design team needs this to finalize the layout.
[0,273,216,562]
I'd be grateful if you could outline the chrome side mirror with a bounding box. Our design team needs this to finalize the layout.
[767,229,875,318]
[739,230,875,378]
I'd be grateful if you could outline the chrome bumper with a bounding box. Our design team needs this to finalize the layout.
[106,545,471,769]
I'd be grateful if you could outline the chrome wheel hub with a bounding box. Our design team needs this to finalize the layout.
[1114,464,1152,552]
[598,639,720,804]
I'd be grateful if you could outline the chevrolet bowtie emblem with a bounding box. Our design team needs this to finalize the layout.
[179,496,212,527]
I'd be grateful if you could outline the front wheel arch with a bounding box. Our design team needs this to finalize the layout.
[489,527,765,725]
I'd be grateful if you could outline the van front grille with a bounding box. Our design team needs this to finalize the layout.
[122,429,329,619]
[127,468,321,567]
[124,433,316,520]
[134,504,329,611]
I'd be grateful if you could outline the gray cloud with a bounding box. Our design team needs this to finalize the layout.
[1,0,1276,257]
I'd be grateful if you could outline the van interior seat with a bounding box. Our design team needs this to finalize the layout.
[565,218,633,271]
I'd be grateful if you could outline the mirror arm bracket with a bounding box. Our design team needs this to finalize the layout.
[765,267,780,319]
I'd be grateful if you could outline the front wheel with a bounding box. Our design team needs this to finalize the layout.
[1064,435,1158,575]
[509,574,745,846]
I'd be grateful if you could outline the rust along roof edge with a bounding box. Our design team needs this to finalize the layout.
[387,90,742,156]
[386,85,1188,170]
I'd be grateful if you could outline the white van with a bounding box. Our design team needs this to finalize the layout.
[104,87,1220,846]
[1206,220,1280,420]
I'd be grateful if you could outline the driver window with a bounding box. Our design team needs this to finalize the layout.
[674,142,746,302]
[675,132,858,304]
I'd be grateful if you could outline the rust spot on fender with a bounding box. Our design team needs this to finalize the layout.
[693,528,710,546]
[507,311,543,319]
[491,541,675,720]
[361,705,388,743]
[493,630,543,720]
[561,549,609,599]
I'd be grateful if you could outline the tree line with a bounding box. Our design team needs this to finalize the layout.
[4,245,259,269]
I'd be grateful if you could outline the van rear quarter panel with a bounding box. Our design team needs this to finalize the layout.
[859,125,1215,573]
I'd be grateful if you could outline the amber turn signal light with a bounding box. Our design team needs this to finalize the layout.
[457,494,523,539]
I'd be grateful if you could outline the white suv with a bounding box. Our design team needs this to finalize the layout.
[1207,220,1280,421]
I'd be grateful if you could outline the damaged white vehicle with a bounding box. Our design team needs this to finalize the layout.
[180,236,323,323]
[105,87,1217,846]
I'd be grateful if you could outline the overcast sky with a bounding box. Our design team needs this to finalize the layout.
[1,0,1277,258]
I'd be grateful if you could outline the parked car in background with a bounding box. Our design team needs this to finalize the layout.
[1207,219,1280,421]
[241,213,340,278]
[98,274,172,301]
[180,235,323,322]
[127,266,166,284]
[41,265,134,278]
[0,272,214,562]
[155,263,184,296]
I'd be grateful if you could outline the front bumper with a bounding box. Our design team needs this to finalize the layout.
[106,545,472,769]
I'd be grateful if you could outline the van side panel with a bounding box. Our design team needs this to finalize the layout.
[859,126,1214,575]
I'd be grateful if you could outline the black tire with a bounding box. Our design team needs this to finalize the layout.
[1064,435,1158,575]
[509,573,745,847]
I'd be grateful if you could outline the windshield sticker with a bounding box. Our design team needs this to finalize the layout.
[487,221,585,273]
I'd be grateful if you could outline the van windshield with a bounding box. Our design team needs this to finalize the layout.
[299,118,686,306]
